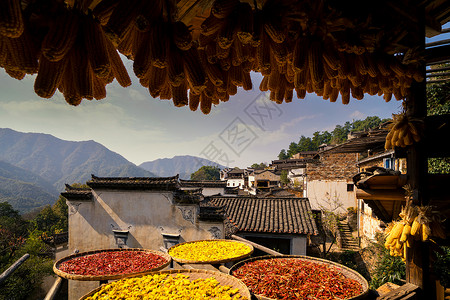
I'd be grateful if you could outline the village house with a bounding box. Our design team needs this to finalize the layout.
[270,155,319,195]
[247,168,280,192]
[324,129,409,242]
[60,173,322,299]
[61,175,225,299]
[304,149,359,212]
[203,196,318,255]
[223,168,248,188]
[178,179,227,196]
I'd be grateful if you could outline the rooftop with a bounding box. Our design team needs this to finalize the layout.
[205,196,318,235]
[86,174,180,190]
[179,179,227,188]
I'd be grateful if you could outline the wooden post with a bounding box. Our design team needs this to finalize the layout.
[404,3,431,297]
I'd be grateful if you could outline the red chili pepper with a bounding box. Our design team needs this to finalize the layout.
[58,251,167,276]
[233,258,362,300]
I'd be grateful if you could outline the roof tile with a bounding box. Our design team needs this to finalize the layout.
[205,196,318,235]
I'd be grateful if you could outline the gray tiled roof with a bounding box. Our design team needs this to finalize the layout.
[205,196,318,235]
[61,184,92,200]
[86,174,179,190]
[179,179,227,188]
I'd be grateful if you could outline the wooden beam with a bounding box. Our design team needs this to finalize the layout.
[356,189,405,201]
[376,283,420,300]
[405,4,431,295]
[426,44,450,65]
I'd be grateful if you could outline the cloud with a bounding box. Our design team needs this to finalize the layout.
[349,110,366,120]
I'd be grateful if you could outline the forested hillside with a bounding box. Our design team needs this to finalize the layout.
[278,116,391,159]
[0,128,155,213]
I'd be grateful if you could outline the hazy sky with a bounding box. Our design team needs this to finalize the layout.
[0,25,447,168]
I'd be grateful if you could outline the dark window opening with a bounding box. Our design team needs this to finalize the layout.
[244,236,291,255]
[347,184,354,191]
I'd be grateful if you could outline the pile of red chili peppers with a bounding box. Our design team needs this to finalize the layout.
[233,258,363,300]
[58,250,167,276]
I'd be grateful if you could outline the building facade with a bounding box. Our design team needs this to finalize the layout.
[62,175,225,299]
[305,152,359,212]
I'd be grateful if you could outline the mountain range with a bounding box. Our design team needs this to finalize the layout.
[0,128,155,213]
[139,155,225,179]
[0,128,222,213]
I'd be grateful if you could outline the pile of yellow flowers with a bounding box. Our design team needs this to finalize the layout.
[85,273,245,299]
[169,240,252,262]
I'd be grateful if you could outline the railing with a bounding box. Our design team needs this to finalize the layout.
[0,253,30,285]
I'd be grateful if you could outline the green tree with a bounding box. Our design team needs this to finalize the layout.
[278,116,394,158]
[0,203,53,300]
[31,205,59,235]
[352,116,385,132]
[250,163,267,169]
[190,166,221,180]
[52,195,69,233]
[287,142,300,157]
[297,136,315,151]
[311,131,332,149]
[331,122,352,144]
[0,202,27,260]
[278,149,289,160]
[0,230,53,300]
[427,80,450,174]
[280,170,289,186]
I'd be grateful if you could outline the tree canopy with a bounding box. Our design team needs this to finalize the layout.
[278,116,390,159]
[190,166,221,180]
[250,163,267,169]
[427,79,450,174]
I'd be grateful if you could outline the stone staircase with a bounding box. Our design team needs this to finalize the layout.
[337,219,360,251]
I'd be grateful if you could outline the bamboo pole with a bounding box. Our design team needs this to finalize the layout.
[44,277,66,300]
[0,254,30,285]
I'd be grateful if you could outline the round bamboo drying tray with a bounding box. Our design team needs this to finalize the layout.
[53,248,171,281]
[168,239,254,264]
[229,255,369,300]
[80,268,252,299]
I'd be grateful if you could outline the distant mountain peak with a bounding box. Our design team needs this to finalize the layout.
[0,128,156,213]
[139,155,225,179]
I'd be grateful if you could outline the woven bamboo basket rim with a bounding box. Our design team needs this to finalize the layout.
[228,255,369,300]
[53,248,171,281]
[80,268,252,299]
[168,239,254,264]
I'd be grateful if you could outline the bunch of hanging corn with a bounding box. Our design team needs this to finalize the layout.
[385,113,424,149]
[385,203,446,260]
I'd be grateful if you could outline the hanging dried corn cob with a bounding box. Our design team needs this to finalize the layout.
[83,16,111,78]
[34,54,67,98]
[172,21,193,51]
[183,46,207,94]
[104,35,132,87]
[188,90,200,111]
[91,0,119,26]
[0,0,24,38]
[149,20,169,69]
[168,46,186,87]
[5,68,25,80]
[104,0,145,44]
[211,0,239,19]
[171,80,189,107]
[2,26,38,74]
